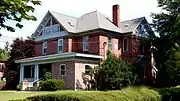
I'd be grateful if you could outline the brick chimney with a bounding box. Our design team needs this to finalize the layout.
[113,4,120,27]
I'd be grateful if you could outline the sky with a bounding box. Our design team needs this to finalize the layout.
[0,0,162,48]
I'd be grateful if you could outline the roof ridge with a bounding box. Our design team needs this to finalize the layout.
[79,10,98,17]
[49,10,77,19]
[120,16,145,23]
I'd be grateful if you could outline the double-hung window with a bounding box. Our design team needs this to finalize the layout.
[60,64,66,76]
[85,65,91,74]
[42,41,47,55]
[108,37,112,50]
[58,39,63,53]
[123,38,128,52]
[83,36,89,51]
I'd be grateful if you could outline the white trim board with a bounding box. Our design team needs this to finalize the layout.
[15,52,102,64]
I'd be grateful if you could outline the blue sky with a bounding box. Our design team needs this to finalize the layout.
[0,0,162,48]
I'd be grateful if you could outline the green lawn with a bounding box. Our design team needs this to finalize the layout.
[0,91,54,101]
[0,87,160,101]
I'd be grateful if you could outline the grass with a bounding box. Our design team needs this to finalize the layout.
[0,91,55,101]
[2,86,180,101]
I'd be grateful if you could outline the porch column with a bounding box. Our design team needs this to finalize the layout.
[34,64,39,80]
[20,64,24,83]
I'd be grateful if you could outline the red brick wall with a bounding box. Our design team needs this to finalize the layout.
[121,35,142,63]
[35,42,42,56]
[89,35,99,54]
[64,38,72,52]
[47,40,58,55]
[52,60,75,89]
[72,37,83,52]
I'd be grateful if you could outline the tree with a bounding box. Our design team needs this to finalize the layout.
[0,0,41,32]
[151,0,180,87]
[4,38,36,89]
[95,51,138,90]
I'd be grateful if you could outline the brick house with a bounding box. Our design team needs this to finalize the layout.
[15,4,154,90]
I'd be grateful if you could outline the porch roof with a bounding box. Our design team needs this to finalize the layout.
[15,52,102,64]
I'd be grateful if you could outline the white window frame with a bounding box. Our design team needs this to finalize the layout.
[58,39,63,53]
[108,37,112,50]
[60,64,66,76]
[42,41,48,55]
[84,64,91,74]
[83,36,89,51]
[123,38,128,52]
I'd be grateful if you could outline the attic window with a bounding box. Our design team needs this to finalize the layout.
[68,22,74,27]
[124,24,129,27]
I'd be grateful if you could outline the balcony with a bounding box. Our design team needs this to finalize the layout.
[35,24,68,41]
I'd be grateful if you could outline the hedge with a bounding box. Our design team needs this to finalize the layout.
[40,79,64,91]
[9,86,180,101]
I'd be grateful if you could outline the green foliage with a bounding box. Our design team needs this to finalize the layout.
[27,95,80,101]
[40,79,64,91]
[95,51,138,90]
[13,86,162,101]
[44,72,53,80]
[0,0,41,32]
[9,99,30,101]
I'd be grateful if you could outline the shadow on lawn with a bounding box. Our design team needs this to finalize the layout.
[154,87,180,101]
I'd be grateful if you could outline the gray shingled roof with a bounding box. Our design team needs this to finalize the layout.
[49,11,145,34]
[119,17,145,33]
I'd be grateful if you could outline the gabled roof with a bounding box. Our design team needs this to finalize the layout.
[35,10,146,35]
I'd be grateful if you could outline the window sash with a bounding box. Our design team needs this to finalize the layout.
[42,41,47,55]
[60,64,66,76]
[58,39,63,53]
[83,36,89,51]
[123,39,128,52]
[108,37,112,50]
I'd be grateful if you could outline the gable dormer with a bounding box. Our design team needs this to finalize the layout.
[33,11,68,41]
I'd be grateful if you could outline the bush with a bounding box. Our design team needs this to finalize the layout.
[44,72,52,80]
[27,94,80,101]
[95,51,138,90]
[40,79,64,91]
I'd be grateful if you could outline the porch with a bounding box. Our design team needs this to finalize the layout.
[19,63,52,90]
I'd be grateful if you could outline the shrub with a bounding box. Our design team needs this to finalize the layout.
[95,51,138,90]
[44,72,52,80]
[27,94,80,101]
[40,79,64,91]
[9,99,30,101]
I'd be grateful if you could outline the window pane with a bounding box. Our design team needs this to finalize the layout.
[83,36,89,51]
[123,39,128,52]
[60,65,66,75]
[108,37,112,50]
[52,26,59,33]
[58,39,63,52]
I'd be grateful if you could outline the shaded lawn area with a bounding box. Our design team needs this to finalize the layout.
[0,91,55,101]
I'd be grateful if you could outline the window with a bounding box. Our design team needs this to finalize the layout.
[83,36,89,51]
[44,28,51,35]
[85,65,91,74]
[52,25,59,33]
[108,37,112,50]
[60,64,66,76]
[123,38,128,52]
[58,39,63,53]
[42,41,47,55]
